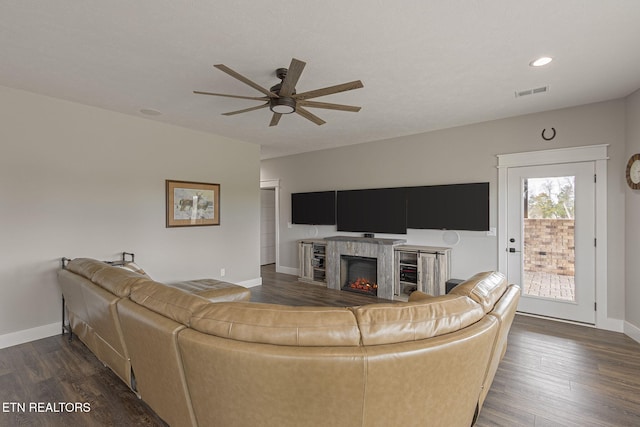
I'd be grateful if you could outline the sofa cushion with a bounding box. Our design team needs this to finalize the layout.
[190,302,361,347]
[91,266,151,297]
[351,295,485,345]
[115,261,150,278]
[66,258,148,297]
[448,271,508,313]
[65,258,109,280]
[129,280,213,326]
[169,279,251,302]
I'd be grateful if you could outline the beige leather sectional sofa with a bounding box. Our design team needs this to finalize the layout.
[58,257,519,427]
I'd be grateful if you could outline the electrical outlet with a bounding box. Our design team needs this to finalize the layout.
[220,268,226,277]
[486,227,496,237]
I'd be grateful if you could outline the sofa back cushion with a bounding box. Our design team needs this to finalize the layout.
[448,271,508,313]
[129,280,212,326]
[351,295,484,345]
[66,258,148,297]
[65,258,109,280]
[190,302,361,346]
[92,267,151,297]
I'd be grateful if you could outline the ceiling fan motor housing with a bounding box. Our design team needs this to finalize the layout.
[276,67,288,80]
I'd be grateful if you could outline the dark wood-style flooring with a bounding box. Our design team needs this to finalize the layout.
[1,265,639,426]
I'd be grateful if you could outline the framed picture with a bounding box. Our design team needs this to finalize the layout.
[166,180,220,227]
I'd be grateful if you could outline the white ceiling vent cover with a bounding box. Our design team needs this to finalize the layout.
[515,85,549,98]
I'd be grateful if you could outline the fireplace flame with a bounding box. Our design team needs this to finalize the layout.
[349,277,378,291]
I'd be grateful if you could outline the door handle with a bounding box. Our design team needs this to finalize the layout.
[508,248,521,253]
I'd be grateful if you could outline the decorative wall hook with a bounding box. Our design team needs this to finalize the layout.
[541,127,556,141]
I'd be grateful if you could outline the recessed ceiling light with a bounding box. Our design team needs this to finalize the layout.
[140,108,162,116]
[530,57,553,67]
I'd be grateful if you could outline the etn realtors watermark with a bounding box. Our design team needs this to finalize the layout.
[3,401,91,413]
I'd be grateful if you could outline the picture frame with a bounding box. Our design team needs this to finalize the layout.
[166,180,220,227]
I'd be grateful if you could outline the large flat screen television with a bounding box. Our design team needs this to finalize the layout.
[337,188,407,234]
[291,191,336,225]
[407,182,489,231]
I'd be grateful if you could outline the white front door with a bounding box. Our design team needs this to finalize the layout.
[506,162,596,324]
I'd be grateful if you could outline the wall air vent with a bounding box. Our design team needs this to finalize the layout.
[515,85,549,98]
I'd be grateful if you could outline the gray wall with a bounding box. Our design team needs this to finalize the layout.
[0,85,261,346]
[625,89,640,335]
[261,99,627,324]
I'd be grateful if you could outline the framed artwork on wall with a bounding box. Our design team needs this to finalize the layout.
[166,180,220,227]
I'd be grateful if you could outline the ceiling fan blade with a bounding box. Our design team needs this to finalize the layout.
[214,64,276,97]
[222,102,270,116]
[279,58,306,97]
[297,100,361,112]
[269,112,282,127]
[295,106,326,125]
[294,80,363,100]
[193,91,269,101]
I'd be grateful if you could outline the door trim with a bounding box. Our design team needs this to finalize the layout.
[260,179,281,272]
[496,144,618,330]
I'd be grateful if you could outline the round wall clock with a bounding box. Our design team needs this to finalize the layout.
[626,153,640,190]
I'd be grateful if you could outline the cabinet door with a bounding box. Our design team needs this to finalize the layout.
[434,252,450,295]
[419,253,437,295]
[298,242,314,280]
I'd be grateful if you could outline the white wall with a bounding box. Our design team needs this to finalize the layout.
[625,89,640,340]
[261,99,627,322]
[0,85,261,347]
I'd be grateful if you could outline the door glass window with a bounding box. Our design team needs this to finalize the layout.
[522,176,576,301]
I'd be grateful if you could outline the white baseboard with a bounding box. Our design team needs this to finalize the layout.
[624,321,640,344]
[0,322,61,350]
[598,317,625,333]
[238,277,262,288]
[518,312,625,333]
[277,265,298,276]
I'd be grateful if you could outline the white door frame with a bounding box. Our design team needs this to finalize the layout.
[497,144,616,330]
[260,179,281,272]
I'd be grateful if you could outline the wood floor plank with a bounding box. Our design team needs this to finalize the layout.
[1,265,639,426]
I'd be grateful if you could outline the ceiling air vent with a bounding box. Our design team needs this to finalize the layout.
[515,85,549,98]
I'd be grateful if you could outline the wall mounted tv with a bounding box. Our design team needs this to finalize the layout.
[337,188,407,234]
[291,191,336,225]
[407,182,489,231]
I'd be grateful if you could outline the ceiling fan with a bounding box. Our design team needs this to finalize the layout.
[194,58,363,126]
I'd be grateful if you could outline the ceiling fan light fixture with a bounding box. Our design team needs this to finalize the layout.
[530,56,553,67]
[270,96,296,114]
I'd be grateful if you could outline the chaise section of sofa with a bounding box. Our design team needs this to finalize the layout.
[168,278,251,302]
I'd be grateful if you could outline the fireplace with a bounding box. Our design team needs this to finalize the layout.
[340,255,378,296]
[326,236,405,300]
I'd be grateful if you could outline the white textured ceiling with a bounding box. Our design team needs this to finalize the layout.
[1,1,640,159]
